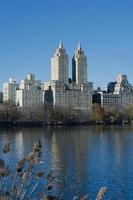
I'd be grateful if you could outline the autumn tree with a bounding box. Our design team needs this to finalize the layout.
[92,103,105,123]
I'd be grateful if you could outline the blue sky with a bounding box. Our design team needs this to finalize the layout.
[0,0,133,90]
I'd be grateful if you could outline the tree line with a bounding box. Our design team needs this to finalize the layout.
[0,101,133,125]
[92,103,133,124]
[0,101,89,124]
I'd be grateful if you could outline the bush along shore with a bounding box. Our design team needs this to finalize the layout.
[0,141,108,200]
[0,101,133,126]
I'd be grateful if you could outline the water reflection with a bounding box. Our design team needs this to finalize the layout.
[0,126,133,199]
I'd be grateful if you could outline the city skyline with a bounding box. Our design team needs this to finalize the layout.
[3,42,93,113]
[1,41,132,91]
[0,0,133,90]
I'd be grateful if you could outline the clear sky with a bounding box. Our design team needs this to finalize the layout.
[0,0,133,90]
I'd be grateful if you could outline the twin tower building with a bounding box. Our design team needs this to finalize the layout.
[51,41,87,84]
[44,42,93,113]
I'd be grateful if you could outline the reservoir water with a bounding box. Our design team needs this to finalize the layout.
[0,125,133,199]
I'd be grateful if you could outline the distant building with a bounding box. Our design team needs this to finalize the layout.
[100,92,120,110]
[93,91,120,110]
[44,42,93,114]
[93,74,133,110]
[93,92,101,105]
[114,75,133,95]
[16,73,43,110]
[114,74,133,108]
[0,92,3,103]
[107,82,116,93]
[3,78,19,104]
[93,87,105,105]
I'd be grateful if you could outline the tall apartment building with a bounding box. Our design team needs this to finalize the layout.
[16,74,43,110]
[114,74,133,108]
[51,41,68,84]
[3,78,19,104]
[44,42,93,114]
[44,81,93,113]
[93,74,133,110]
[72,43,87,84]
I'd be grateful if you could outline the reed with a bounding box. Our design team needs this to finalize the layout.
[0,142,108,200]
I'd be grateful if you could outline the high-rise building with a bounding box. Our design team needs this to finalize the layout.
[44,81,93,113]
[114,75,133,95]
[44,43,93,114]
[16,73,43,110]
[114,74,133,108]
[93,74,133,110]
[72,43,87,84]
[3,78,19,104]
[51,41,68,84]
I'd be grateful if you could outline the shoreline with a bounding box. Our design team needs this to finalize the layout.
[0,120,131,128]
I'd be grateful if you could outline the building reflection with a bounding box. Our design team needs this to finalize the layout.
[14,131,24,159]
[0,126,133,199]
[49,127,92,196]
